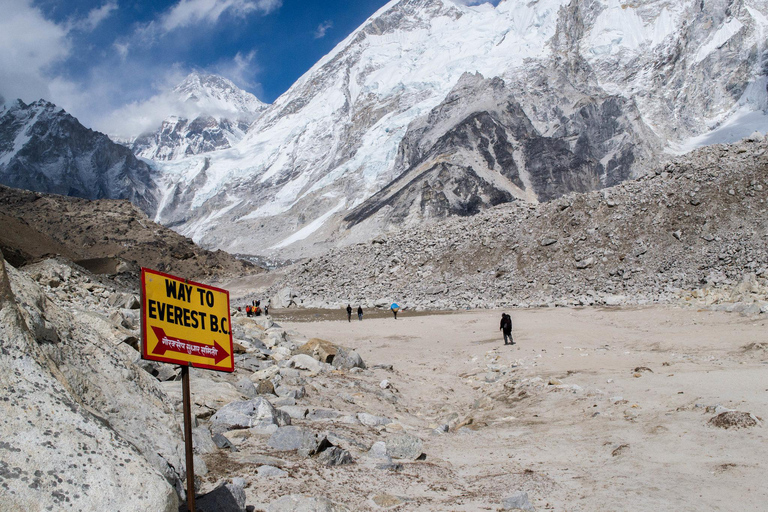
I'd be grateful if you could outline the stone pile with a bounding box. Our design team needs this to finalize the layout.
[270,135,768,312]
[2,250,444,510]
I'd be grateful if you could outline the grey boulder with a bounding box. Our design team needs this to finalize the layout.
[210,397,290,435]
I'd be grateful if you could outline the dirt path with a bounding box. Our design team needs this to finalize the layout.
[277,306,768,511]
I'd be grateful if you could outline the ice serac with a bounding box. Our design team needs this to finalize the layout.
[129,73,268,161]
[147,0,768,259]
[0,99,157,215]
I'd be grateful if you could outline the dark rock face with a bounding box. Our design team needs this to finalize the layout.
[0,99,157,215]
[345,74,656,227]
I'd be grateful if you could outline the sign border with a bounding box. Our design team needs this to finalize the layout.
[140,267,234,373]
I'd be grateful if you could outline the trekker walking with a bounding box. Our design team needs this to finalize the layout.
[500,312,514,345]
[346,304,352,322]
[357,305,363,321]
[390,302,400,320]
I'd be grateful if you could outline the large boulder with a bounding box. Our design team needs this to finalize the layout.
[210,398,290,434]
[386,433,425,460]
[295,338,337,364]
[10,258,186,498]
[194,479,247,512]
[331,347,366,370]
[0,256,179,511]
[267,426,330,456]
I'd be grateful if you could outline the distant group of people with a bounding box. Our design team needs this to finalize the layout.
[346,304,364,322]
[344,302,400,321]
[241,298,270,317]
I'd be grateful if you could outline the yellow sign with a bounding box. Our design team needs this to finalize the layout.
[141,268,234,372]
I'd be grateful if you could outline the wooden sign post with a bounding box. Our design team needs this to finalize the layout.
[140,268,234,511]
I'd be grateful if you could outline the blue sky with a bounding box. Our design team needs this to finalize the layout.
[1,0,496,135]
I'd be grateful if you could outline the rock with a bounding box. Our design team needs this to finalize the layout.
[280,405,309,419]
[295,338,337,364]
[8,259,186,498]
[192,426,219,455]
[213,433,238,451]
[308,408,342,420]
[332,347,366,369]
[257,465,288,477]
[372,494,406,508]
[210,398,290,435]
[255,379,277,396]
[0,257,179,510]
[540,238,557,246]
[368,441,390,460]
[317,446,354,466]
[376,462,404,472]
[267,426,330,456]
[193,479,247,512]
[709,411,761,429]
[291,353,325,372]
[235,378,258,398]
[386,433,424,460]
[502,491,535,511]
[267,494,349,512]
[358,413,392,427]
[275,385,306,399]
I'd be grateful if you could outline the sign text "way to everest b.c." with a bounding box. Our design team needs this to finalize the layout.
[141,268,233,372]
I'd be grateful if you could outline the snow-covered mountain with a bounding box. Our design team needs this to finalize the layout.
[146,0,768,260]
[128,73,267,161]
[0,99,157,213]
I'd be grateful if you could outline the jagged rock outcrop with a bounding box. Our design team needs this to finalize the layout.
[0,99,157,215]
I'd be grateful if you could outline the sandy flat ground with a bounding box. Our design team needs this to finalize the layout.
[268,306,768,511]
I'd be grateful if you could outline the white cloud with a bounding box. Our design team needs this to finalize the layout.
[314,20,333,39]
[214,51,260,89]
[160,0,282,33]
[95,58,264,138]
[0,0,71,105]
[71,2,118,32]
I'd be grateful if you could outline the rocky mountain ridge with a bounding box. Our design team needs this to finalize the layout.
[269,134,768,311]
[0,99,158,214]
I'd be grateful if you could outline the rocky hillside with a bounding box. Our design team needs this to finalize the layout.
[271,134,768,310]
[0,99,158,214]
[0,185,257,281]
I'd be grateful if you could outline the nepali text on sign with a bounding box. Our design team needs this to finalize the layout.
[141,268,234,372]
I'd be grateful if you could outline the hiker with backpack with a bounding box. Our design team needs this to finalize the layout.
[500,312,514,345]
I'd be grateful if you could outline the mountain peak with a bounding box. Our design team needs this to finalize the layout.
[171,72,267,116]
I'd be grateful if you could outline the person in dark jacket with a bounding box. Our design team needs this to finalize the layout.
[357,305,363,321]
[346,304,352,322]
[500,313,514,345]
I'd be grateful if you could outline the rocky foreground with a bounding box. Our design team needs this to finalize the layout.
[3,247,765,511]
[269,135,768,312]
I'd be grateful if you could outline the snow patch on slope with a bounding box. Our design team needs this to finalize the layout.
[269,200,347,249]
